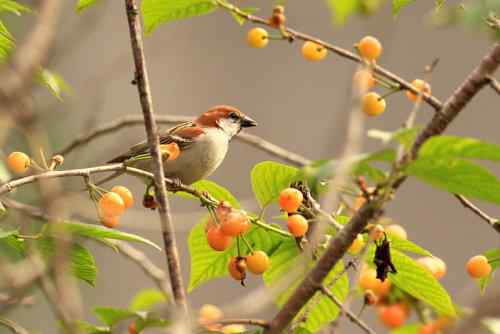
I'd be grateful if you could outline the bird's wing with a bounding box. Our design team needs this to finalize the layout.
[107,121,204,163]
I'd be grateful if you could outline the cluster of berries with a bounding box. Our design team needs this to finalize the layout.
[204,202,271,283]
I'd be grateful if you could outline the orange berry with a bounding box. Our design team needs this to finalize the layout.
[247,27,269,48]
[385,224,407,240]
[228,256,246,281]
[348,234,365,255]
[301,41,327,61]
[220,211,250,237]
[100,215,119,228]
[419,323,438,334]
[128,322,139,334]
[160,142,180,161]
[278,188,303,213]
[370,224,385,241]
[111,186,134,209]
[99,192,125,217]
[7,152,30,174]
[406,79,431,102]
[206,226,233,251]
[246,250,270,274]
[466,255,492,279]
[358,36,382,61]
[198,303,223,331]
[378,304,408,329]
[287,214,308,237]
[362,92,386,116]
[417,257,446,279]
[353,69,376,90]
[359,267,391,297]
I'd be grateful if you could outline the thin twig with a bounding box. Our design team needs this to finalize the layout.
[319,285,376,334]
[0,317,29,334]
[454,194,500,233]
[56,115,311,167]
[111,240,171,299]
[124,0,187,314]
[487,75,500,94]
[264,42,500,334]
[211,318,270,329]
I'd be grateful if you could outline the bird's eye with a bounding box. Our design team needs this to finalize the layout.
[229,112,239,120]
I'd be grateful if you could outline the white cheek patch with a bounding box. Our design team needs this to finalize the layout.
[218,118,240,137]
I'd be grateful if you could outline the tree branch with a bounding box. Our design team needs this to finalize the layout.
[319,285,376,334]
[126,0,188,313]
[213,318,270,329]
[216,1,443,111]
[487,75,500,94]
[264,42,500,334]
[56,115,311,167]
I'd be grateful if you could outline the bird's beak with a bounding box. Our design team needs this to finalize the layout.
[240,115,258,128]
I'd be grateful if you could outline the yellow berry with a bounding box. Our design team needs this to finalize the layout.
[301,41,327,61]
[222,324,246,334]
[385,224,407,240]
[246,250,271,275]
[111,186,134,209]
[362,92,386,116]
[348,234,365,255]
[99,192,126,217]
[417,257,447,279]
[358,36,382,61]
[247,27,269,48]
[100,215,119,228]
[353,69,376,90]
[287,214,308,237]
[406,79,431,102]
[7,152,30,174]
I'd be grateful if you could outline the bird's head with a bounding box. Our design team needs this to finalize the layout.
[195,105,257,138]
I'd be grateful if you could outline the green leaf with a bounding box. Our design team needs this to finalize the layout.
[230,7,258,25]
[375,248,455,316]
[251,161,300,208]
[263,240,349,332]
[37,238,97,286]
[419,135,500,162]
[76,0,99,12]
[35,69,71,100]
[0,227,16,239]
[483,318,500,334]
[178,179,240,208]
[0,20,14,63]
[367,127,419,150]
[326,0,359,25]
[478,248,500,294]
[135,316,169,331]
[142,0,217,34]
[50,220,161,250]
[392,0,416,16]
[407,157,500,205]
[76,321,110,334]
[188,217,285,291]
[0,0,31,15]
[129,289,167,311]
[390,323,420,334]
[93,307,137,326]
[388,234,433,257]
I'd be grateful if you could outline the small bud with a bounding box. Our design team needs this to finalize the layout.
[52,154,64,165]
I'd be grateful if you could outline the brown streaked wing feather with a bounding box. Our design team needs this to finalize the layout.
[107,121,201,163]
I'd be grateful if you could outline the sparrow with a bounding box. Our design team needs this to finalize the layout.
[108,105,257,185]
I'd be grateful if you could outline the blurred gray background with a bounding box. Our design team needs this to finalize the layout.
[3,0,500,333]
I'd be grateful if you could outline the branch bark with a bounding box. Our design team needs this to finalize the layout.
[123,0,187,313]
[264,43,500,334]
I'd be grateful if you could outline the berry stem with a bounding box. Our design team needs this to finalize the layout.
[251,218,293,238]
[240,234,255,253]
